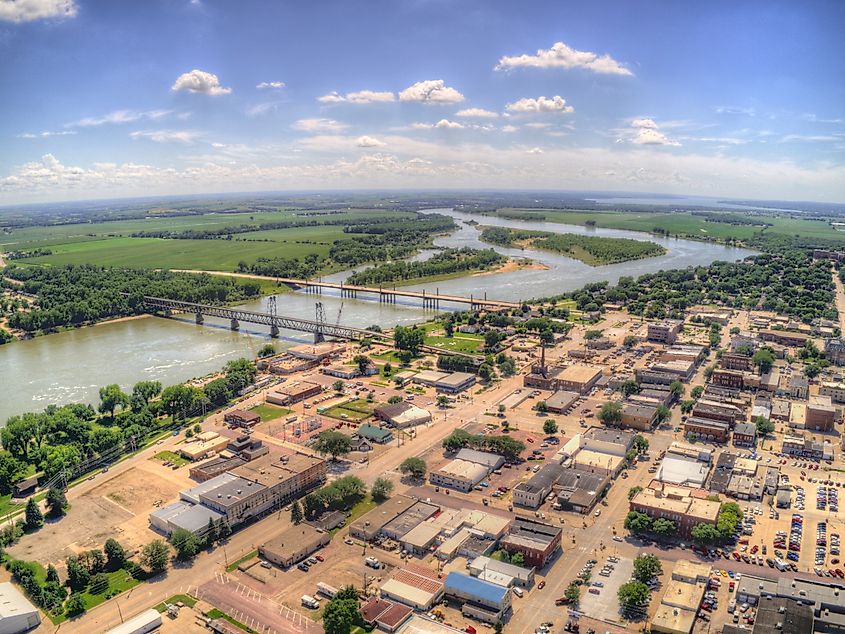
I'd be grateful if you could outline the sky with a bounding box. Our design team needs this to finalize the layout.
[1,0,844,205]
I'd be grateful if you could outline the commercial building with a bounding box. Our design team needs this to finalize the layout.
[621,402,658,430]
[692,399,742,424]
[179,432,230,461]
[552,469,609,514]
[499,517,561,568]
[0,582,41,633]
[355,424,394,444]
[266,381,322,406]
[682,417,729,443]
[469,556,535,587]
[430,459,489,493]
[223,409,260,428]
[735,574,845,633]
[360,597,413,633]
[711,369,745,389]
[820,380,845,403]
[412,371,476,393]
[733,422,757,447]
[782,435,828,459]
[380,564,445,611]
[288,342,345,361]
[104,608,161,634]
[374,402,433,429]
[629,485,720,537]
[825,339,845,366]
[455,449,505,471]
[648,320,682,344]
[443,572,512,624]
[381,501,439,540]
[545,390,580,414]
[805,395,836,431]
[759,329,811,347]
[350,495,419,541]
[149,499,226,536]
[523,364,565,391]
[720,353,754,372]
[651,359,697,382]
[556,364,603,395]
[786,375,809,399]
[649,560,710,634]
[582,427,635,456]
[513,463,565,509]
[258,524,329,568]
[657,455,710,488]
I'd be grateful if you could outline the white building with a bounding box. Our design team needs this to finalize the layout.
[0,583,41,634]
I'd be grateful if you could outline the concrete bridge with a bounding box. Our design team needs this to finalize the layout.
[135,295,390,342]
[275,277,522,310]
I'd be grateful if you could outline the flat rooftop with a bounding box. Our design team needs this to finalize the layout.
[559,364,602,383]
[231,452,323,487]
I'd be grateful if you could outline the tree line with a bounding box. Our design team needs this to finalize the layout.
[347,247,505,285]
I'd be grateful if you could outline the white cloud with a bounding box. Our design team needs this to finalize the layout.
[68,109,172,128]
[399,80,464,104]
[631,118,659,129]
[129,129,202,144]
[502,125,519,133]
[506,96,574,114]
[781,134,843,143]
[632,128,679,146]
[410,122,434,130]
[495,41,633,76]
[524,122,551,129]
[318,90,395,104]
[292,118,349,133]
[0,0,76,22]
[456,108,499,119]
[356,135,386,148]
[17,130,77,139]
[526,147,544,154]
[256,81,285,90]
[171,69,232,95]
[435,119,464,130]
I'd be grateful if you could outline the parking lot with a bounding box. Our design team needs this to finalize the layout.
[577,555,633,624]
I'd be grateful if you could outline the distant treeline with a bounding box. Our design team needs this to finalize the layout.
[346,247,505,285]
[691,212,771,227]
[2,265,261,333]
[6,248,53,260]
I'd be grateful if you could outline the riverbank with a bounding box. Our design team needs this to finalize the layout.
[472,257,549,276]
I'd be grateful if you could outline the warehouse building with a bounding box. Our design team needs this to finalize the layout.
[513,463,565,509]
[430,459,489,493]
[412,370,476,393]
[556,364,603,395]
[266,381,322,406]
[545,390,580,414]
[374,402,433,429]
[258,524,329,568]
[469,556,535,587]
[380,564,445,611]
[455,448,505,471]
[382,500,440,540]
[350,495,418,541]
[499,517,561,568]
[0,582,41,633]
[443,572,512,624]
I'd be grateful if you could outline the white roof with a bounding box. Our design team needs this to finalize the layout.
[658,456,709,487]
[437,459,488,484]
[0,582,38,619]
[401,522,442,549]
[105,609,162,634]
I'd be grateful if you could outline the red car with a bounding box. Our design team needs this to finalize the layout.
[538,580,546,589]
[751,545,759,554]
[732,552,741,560]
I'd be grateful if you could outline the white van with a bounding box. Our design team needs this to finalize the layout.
[301,595,320,609]
[512,587,524,598]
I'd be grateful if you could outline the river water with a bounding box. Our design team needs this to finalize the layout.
[0,208,755,420]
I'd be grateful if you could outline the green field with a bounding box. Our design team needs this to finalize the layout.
[248,403,292,422]
[152,450,189,467]
[154,594,198,612]
[323,398,378,421]
[421,322,485,353]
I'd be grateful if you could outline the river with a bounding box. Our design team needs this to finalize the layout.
[0,208,755,420]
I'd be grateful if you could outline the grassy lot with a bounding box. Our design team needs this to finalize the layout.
[421,322,485,353]
[323,398,377,421]
[225,549,259,572]
[154,593,198,612]
[207,608,258,633]
[248,403,292,422]
[152,450,189,467]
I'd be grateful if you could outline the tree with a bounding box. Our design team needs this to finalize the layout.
[691,522,722,545]
[652,518,676,537]
[805,363,821,379]
[510,552,525,567]
[399,457,427,479]
[617,581,650,615]
[633,435,649,453]
[224,358,257,392]
[65,555,90,590]
[655,405,671,425]
[436,395,450,408]
[535,401,548,415]
[45,487,68,518]
[140,539,170,573]
[755,416,774,437]
[322,597,360,634]
[160,384,202,421]
[371,477,394,502]
[90,572,109,594]
[0,452,25,496]
[564,582,581,604]
[98,384,129,419]
[313,431,352,460]
[680,399,695,414]
[258,343,276,358]
[383,362,392,376]
[598,401,622,426]
[690,385,704,400]
[669,381,684,398]
[623,335,638,348]
[620,380,641,397]
[353,355,370,374]
[624,511,652,534]
[332,380,345,394]
[633,554,662,583]
[65,593,87,616]
[543,419,558,435]
[752,348,775,374]
[627,486,643,501]
[291,500,304,524]
[393,326,424,355]
[170,528,203,561]
[24,497,43,530]
[442,429,472,452]
[46,563,60,584]
[478,363,494,382]
[104,538,126,569]
[131,380,162,411]
[387,395,403,405]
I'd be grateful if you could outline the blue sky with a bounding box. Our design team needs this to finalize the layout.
[1,0,844,203]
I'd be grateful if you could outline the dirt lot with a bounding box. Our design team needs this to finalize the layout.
[8,459,187,565]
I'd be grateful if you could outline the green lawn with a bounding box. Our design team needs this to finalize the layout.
[248,403,292,422]
[207,608,258,633]
[152,451,189,467]
[421,322,485,353]
[154,593,198,612]
[225,549,259,572]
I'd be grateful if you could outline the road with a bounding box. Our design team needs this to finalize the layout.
[833,269,845,334]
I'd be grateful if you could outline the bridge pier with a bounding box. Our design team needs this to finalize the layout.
[195,312,204,325]
[230,318,239,331]
[270,324,279,338]
[163,308,173,317]
[314,330,325,344]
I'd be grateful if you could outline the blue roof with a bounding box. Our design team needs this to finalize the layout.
[444,572,508,604]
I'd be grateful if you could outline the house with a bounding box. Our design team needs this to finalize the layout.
[733,422,757,447]
[499,517,561,568]
[258,524,329,568]
[224,409,260,428]
[360,597,413,633]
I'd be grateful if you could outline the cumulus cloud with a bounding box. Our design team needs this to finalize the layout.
[399,80,464,104]
[456,108,499,119]
[129,129,202,144]
[256,81,285,90]
[0,0,76,22]
[495,41,633,76]
[506,96,574,114]
[631,118,659,129]
[68,109,172,128]
[292,118,348,133]
[317,92,346,104]
[526,147,544,154]
[435,119,464,129]
[622,118,680,146]
[318,90,395,104]
[356,135,386,148]
[18,130,77,139]
[171,70,232,95]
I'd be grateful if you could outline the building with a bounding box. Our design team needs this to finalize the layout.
[513,463,564,509]
[149,499,227,536]
[380,563,445,611]
[360,597,413,633]
[734,574,845,633]
[556,365,603,395]
[355,424,394,444]
[0,582,41,633]
[805,395,836,431]
[720,353,754,372]
[733,422,757,447]
[692,399,742,424]
[381,501,439,540]
[227,435,270,461]
[820,380,845,403]
[649,561,710,634]
[443,572,512,624]
[179,432,230,461]
[759,329,811,347]
[430,460,489,493]
[753,597,814,634]
[374,402,433,429]
[469,556,535,587]
[825,339,845,366]
[455,448,505,471]
[320,364,359,380]
[223,409,260,428]
[682,417,729,443]
[621,402,658,430]
[523,364,565,391]
[629,485,720,537]
[189,456,247,482]
[266,381,322,406]
[657,455,710,488]
[711,369,745,389]
[104,609,161,634]
[582,427,635,456]
[288,342,345,361]
[648,320,682,344]
[258,524,329,568]
[412,371,476,393]
[786,375,809,399]
[552,469,609,514]
[782,435,827,459]
[499,517,561,568]
[545,390,580,414]
[350,495,419,541]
